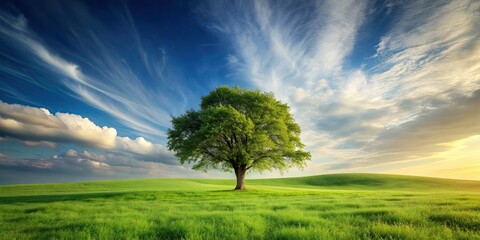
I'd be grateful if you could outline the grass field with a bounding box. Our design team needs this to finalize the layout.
[1,173,480,239]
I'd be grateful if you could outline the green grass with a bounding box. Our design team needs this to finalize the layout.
[1,173,480,239]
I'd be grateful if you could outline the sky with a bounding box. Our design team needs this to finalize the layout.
[0,0,479,184]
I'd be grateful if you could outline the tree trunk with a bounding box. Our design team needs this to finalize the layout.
[234,167,246,190]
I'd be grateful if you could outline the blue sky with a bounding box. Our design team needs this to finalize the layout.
[0,0,479,184]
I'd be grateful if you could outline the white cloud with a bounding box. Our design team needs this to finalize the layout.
[0,101,117,148]
[0,101,176,164]
[61,149,106,162]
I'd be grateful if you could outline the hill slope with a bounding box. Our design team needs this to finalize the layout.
[250,173,480,191]
[1,173,479,196]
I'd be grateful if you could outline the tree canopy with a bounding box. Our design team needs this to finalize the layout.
[167,86,311,189]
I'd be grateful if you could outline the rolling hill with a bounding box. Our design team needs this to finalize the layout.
[1,173,480,239]
[1,173,479,196]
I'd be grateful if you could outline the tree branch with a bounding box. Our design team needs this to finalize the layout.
[222,134,233,149]
[247,154,271,170]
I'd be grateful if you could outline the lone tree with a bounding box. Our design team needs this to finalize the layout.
[167,86,311,190]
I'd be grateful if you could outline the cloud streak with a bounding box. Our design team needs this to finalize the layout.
[202,0,368,101]
[369,91,480,158]
[202,0,480,173]
[0,2,188,138]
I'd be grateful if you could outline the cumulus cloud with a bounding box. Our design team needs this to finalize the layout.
[0,151,208,184]
[22,140,56,148]
[0,101,176,165]
[0,153,100,183]
[0,151,109,174]
[61,149,106,162]
[0,101,117,148]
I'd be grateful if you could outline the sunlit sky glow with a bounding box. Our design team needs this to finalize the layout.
[0,0,479,184]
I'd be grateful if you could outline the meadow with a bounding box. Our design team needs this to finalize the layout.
[1,173,480,239]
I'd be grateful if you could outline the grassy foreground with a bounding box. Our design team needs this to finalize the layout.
[1,173,480,239]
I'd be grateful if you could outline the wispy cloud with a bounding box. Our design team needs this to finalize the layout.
[202,0,480,174]
[333,90,480,169]
[202,0,368,100]
[0,3,188,138]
